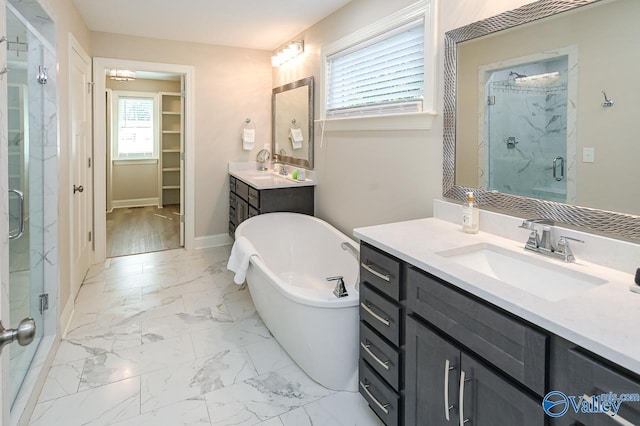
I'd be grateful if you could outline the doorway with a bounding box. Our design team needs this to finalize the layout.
[93,58,195,263]
[105,73,184,257]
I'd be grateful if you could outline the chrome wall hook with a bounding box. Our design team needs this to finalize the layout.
[601,90,614,107]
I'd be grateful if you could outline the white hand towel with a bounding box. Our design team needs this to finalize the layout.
[242,128,255,151]
[289,128,304,150]
[227,236,259,284]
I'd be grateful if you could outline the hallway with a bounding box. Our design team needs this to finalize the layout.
[27,247,381,425]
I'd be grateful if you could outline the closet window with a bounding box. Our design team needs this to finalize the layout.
[114,93,158,159]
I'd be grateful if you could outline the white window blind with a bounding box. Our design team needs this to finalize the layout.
[326,19,425,119]
[117,97,155,159]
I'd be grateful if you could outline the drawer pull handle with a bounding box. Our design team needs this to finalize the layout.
[361,342,390,370]
[581,394,634,426]
[360,381,389,415]
[444,359,455,421]
[360,302,390,327]
[361,262,391,282]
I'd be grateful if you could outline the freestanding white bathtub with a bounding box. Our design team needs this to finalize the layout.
[234,212,360,392]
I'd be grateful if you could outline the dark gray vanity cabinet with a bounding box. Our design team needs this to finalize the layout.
[358,243,404,426]
[405,267,546,425]
[550,338,640,426]
[405,316,545,426]
[228,175,314,237]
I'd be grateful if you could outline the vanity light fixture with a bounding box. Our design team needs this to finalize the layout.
[109,69,136,81]
[271,41,304,67]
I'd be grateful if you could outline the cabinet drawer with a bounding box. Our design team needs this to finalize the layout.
[407,267,548,395]
[360,283,401,347]
[554,349,640,425]
[360,322,401,391]
[360,244,401,301]
[235,180,249,201]
[360,359,399,426]
[248,187,259,209]
[229,176,236,192]
[229,192,236,206]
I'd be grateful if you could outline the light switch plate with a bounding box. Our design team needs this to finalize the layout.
[583,147,595,163]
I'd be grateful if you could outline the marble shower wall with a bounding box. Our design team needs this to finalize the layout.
[484,57,573,203]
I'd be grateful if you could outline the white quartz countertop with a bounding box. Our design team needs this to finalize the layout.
[354,217,640,375]
[229,162,316,190]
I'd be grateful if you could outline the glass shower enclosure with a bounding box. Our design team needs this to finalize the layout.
[6,2,57,415]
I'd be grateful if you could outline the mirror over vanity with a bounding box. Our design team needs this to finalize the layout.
[272,76,314,169]
[444,0,640,241]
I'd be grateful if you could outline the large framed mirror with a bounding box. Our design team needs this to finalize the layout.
[272,76,314,169]
[444,0,640,241]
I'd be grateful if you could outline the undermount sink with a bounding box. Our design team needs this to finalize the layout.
[436,243,607,302]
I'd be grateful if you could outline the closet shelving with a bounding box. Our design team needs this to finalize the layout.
[159,92,183,206]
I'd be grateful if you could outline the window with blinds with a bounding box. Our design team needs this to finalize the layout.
[116,96,156,159]
[326,18,425,119]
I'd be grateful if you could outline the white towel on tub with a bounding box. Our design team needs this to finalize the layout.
[227,236,259,284]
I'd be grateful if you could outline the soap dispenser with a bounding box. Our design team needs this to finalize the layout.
[462,191,479,234]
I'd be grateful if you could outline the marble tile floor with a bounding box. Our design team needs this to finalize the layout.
[28,246,382,426]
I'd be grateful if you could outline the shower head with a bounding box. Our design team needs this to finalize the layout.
[509,71,527,79]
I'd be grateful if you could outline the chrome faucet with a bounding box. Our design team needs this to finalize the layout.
[519,218,583,262]
[271,155,288,176]
[327,276,348,298]
[340,242,359,261]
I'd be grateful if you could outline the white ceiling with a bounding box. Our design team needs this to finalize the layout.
[73,0,354,51]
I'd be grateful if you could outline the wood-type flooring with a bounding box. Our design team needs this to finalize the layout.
[106,204,181,257]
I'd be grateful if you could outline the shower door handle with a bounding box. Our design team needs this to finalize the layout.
[552,156,564,182]
[0,318,36,355]
[8,189,25,240]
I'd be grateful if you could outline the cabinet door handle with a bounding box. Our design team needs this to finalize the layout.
[581,394,634,426]
[360,381,389,415]
[361,262,391,282]
[444,359,455,421]
[361,341,390,370]
[459,370,470,426]
[360,302,390,327]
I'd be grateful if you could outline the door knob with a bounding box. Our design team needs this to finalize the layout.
[0,318,36,355]
[73,185,84,194]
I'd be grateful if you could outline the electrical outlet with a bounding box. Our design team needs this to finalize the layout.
[583,147,595,163]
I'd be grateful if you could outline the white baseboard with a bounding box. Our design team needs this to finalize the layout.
[112,197,159,209]
[59,295,75,338]
[195,233,233,249]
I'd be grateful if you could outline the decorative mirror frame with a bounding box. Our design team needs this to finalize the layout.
[443,0,640,242]
[272,76,314,169]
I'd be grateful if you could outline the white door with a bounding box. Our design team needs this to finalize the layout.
[70,36,93,298]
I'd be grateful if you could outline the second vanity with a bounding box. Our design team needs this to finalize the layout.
[228,162,315,237]
[354,201,640,426]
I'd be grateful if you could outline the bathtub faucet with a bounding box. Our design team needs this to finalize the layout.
[340,242,359,261]
[327,276,348,298]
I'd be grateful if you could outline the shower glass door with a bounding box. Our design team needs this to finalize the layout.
[7,6,46,406]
